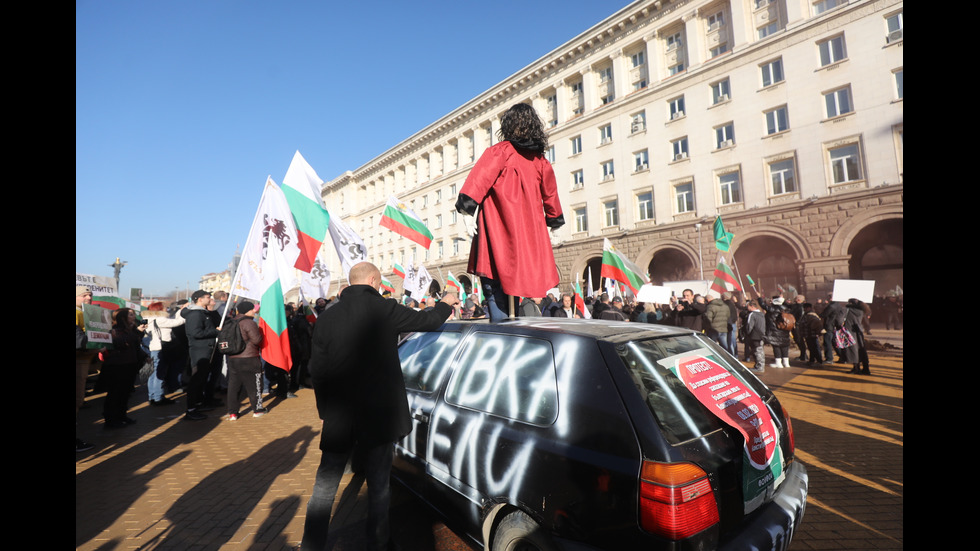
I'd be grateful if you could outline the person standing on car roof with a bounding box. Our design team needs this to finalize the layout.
[455,103,564,321]
[301,262,459,551]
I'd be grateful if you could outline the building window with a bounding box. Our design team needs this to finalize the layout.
[598,66,615,104]
[668,96,685,120]
[570,81,584,116]
[631,50,646,68]
[571,170,584,190]
[633,150,649,172]
[769,158,797,195]
[666,32,682,51]
[599,124,613,145]
[761,58,784,87]
[451,210,457,225]
[715,123,735,149]
[630,50,648,90]
[829,143,862,184]
[707,11,725,31]
[636,192,654,221]
[570,135,582,155]
[674,182,695,214]
[574,207,588,233]
[545,145,556,163]
[818,35,846,67]
[894,69,903,100]
[435,189,442,204]
[671,137,689,161]
[453,240,460,256]
[885,11,903,43]
[711,78,731,104]
[631,111,646,134]
[718,171,742,205]
[435,214,442,229]
[758,21,779,39]
[709,43,729,58]
[668,62,685,76]
[813,0,843,15]
[824,86,853,118]
[545,94,558,128]
[601,160,615,181]
[765,106,789,135]
[603,200,619,227]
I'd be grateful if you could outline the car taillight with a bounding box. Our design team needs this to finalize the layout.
[639,461,719,540]
[781,403,795,455]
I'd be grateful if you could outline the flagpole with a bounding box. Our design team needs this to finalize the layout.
[211,179,276,361]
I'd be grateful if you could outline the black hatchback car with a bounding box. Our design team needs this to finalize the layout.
[393,318,807,551]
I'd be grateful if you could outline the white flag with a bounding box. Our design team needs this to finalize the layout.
[233,178,301,301]
[403,261,433,301]
[586,269,595,299]
[300,250,332,302]
[327,211,368,278]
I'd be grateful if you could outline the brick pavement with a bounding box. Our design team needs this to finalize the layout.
[76,330,902,550]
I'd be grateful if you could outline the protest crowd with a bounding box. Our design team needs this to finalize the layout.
[76,105,901,551]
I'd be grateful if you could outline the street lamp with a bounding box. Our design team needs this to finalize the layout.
[694,223,703,280]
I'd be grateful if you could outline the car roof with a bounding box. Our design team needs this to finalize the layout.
[441,317,694,343]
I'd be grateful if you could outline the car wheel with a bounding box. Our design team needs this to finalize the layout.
[492,510,557,551]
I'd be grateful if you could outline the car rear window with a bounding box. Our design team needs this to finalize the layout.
[399,331,461,393]
[615,333,773,445]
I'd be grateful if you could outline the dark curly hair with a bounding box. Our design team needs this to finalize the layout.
[497,103,548,153]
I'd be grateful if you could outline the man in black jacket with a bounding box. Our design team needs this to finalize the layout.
[302,262,458,551]
[180,290,219,421]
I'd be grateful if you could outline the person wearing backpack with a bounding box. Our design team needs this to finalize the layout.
[763,296,793,369]
[224,301,266,420]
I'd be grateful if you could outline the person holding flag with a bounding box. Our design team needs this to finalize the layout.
[456,103,564,321]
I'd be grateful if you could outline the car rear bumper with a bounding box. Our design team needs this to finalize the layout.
[720,460,809,551]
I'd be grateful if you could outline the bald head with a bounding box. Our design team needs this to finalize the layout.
[348,262,381,287]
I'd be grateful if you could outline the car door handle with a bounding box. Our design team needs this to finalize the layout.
[411,407,430,424]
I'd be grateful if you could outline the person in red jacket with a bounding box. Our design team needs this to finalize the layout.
[456,103,564,321]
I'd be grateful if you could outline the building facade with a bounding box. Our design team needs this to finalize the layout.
[320,0,903,300]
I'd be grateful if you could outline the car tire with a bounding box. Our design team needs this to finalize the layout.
[492,510,557,551]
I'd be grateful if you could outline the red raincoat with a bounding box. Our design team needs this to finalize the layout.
[457,141,564,298]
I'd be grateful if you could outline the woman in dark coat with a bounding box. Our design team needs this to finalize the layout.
[764,298,792,368]
[841,299,871,375]
[101,308,144,428]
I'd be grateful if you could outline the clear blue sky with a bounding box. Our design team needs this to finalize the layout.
[76,0,629,297]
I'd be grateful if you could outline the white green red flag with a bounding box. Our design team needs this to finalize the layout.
[574,282,592,319]
[708,254,743,297]
[380,276,395,294]
[379,196,433,249]
[393,263,406,279]
[231,177,299,372]
[445,271,461,293]
[282,151,330,273]
[601,238,646,295]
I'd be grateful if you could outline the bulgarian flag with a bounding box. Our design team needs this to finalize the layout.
[574,282,592,319]
[380,276,395,294]
[708,254,743,297]
[380,196,433,249]
[446,271,461,293]
[601,238,646,295]
[231,178,300,372]
[393,263,406,279]
[282,151,330,273]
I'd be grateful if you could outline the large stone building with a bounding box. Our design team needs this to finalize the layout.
[320,0,903,300]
